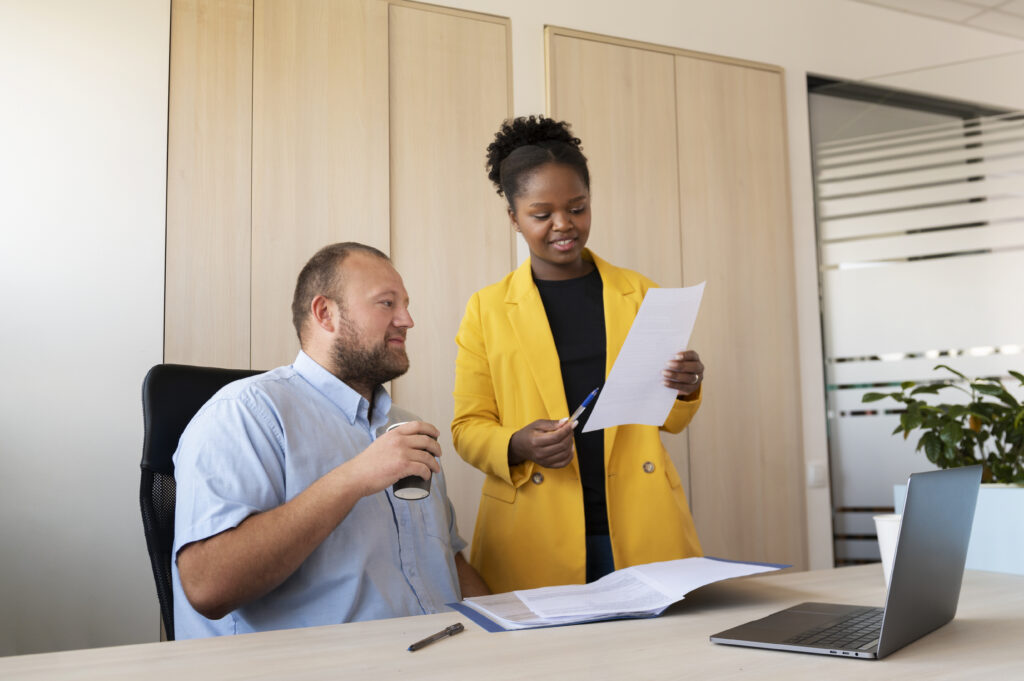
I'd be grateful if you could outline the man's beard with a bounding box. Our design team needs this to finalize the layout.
[329,318,409,388]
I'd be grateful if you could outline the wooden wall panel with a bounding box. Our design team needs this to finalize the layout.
[547,29,806,568]
[548,35,682,287]
[388,3,513,546]
[165,0,253,368]
[675,57,806,567]
[547,33,692,503]
[251,0,390,369]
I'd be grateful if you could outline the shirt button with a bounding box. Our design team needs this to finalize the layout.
[531,472,545,485]
[642,461,655,474]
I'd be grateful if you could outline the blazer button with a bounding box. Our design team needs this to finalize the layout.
[531,472,544,485]
[642,461,655,474]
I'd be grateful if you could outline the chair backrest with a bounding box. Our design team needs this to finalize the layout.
[140,363,262,640]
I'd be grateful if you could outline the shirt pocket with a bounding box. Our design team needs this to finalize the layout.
[406,497,451,541]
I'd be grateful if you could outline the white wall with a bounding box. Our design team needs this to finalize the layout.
[2,0,1022,657]
[0,0,169,655]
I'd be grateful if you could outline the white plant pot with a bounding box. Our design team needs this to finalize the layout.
[894,482,1024,575]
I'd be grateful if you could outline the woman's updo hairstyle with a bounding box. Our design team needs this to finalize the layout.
[486,115,589,208]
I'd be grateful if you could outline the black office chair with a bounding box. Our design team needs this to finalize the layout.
[140,363,262,640]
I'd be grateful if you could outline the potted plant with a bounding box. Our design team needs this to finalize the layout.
[863,365,1024,574]
[862,365,1024,483]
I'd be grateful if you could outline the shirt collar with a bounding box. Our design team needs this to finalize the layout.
[293,350,392,428]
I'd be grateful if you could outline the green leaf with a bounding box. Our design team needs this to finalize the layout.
[901,381,916,390]
[910,385,942,396]
[1009,370,1024,385]
[975,384,1004,396]
[947,404,968,419]
[922,432,942,463]
[943,442,957,463]
[940,421,964,448]
[861,392,888,403]
[902,409,923,432]
[934,364,967,380]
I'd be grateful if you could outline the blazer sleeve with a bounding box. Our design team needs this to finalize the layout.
[663,387,702,433]
[451,292,529,486]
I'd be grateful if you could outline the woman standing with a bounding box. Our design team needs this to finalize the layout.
[452,116,705,593]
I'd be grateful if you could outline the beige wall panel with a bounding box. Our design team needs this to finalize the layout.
[675,57,806,567]
[166,0,253,368]
[251,0,389,369]
[548,35,682,287]
[388,3,513,547]
[547,33,693,499]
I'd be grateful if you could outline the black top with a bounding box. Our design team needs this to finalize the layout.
[534,268,608,536]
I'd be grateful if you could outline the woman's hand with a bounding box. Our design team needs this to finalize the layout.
[663,349,704,397]
[507,419,576,468]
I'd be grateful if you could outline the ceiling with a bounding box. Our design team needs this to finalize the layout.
[851,0,1024,39]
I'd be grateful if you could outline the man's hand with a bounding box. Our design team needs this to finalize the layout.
[508,418,575,468]
[345,420,442,497]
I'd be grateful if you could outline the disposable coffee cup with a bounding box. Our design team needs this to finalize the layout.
[384,421,432,500]
[873,513,902,589]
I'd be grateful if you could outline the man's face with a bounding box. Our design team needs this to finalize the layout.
[329,252,413,387]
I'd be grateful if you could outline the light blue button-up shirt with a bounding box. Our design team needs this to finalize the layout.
[171,351,467,639]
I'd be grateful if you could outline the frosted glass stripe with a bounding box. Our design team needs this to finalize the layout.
[821,197,1024,240]
[827,416,928,508]
[822,251,1024,358]
[821,222,1024,264]
[828,352,1024,385]
[816,117,1024,159]
[831,383,1024,412]
[820,175,1024,219]
[818,126,1024,166]
[818,141,1024,182]
[817,111,1023,152]
[818,156,1024,197]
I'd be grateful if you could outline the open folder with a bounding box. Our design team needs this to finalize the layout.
[449,557,786,632]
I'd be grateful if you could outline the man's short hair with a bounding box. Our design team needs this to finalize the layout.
[291,242,390,343]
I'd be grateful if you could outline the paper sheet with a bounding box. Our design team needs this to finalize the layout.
[458,556,784,631]
[583,282,706,433]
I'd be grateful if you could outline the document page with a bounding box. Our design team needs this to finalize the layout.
[583,283,705,433]
[457,556,784,631]
[515,570,673,619]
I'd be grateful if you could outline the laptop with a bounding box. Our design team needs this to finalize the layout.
[710,465,982,659]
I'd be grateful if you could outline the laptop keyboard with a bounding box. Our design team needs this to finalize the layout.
[784,607,884,651]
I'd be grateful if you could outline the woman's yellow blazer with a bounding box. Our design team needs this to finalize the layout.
[452,250,703,593]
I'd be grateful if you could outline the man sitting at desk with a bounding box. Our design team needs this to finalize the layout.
[172,242,488,639]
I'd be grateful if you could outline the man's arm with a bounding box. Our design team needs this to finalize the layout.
[454,551,490,597]
[177,422,442,620]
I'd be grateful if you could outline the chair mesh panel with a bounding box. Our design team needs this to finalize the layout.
[140,470,176,638]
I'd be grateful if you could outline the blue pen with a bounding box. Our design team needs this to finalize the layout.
[568,387,600,429]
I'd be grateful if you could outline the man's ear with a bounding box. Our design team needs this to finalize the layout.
[310,295,336,333]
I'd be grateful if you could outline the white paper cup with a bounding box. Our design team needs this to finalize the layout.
[873,513,902,589]
[384,422,431,500]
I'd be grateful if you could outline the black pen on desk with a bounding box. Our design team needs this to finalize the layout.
[568,387,600,429]
[408,622,464,652]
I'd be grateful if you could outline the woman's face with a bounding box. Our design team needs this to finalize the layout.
[509,162,592,280]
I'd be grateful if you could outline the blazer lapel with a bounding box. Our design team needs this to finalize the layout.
[505,258,569,420]
[593,252,640,461]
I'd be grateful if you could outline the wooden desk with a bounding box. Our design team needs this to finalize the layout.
[3,565,1021,680]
